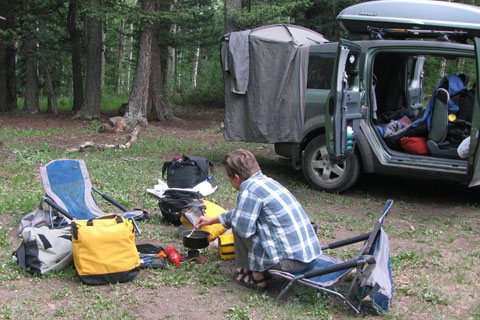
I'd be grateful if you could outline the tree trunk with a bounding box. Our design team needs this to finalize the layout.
[165,0,177,93]
[126,0,137,91]
[191,46,200,88]
[114,0,126,95]
[440,58,447,79]
[124,0,154,127]
[74,0,103,120]
[176,50,182,86]
[67,0,84,112]
[242,0,250,12]
[224,0,241,33]
[42,57,58,115]
[0,0,16,112]
[101,21,106,88]
[5,43,17,111]
[0,46,7,112]
[147,26,173,121]
[0,1,7,111]
[24,35,39,114]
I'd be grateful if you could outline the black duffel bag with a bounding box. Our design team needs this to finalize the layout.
[158,190,204,225]
[161,155,214,189]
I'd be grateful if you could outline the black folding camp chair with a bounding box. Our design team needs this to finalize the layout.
[269,199,394,314]
[39,159,147,233]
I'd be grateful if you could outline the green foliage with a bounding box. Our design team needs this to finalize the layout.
[100,93,129,113]
[0,224,13,247]
[225,305,251,320]
[423,55,476,105]
[290,0,364,41]
[391,251,422,271]
[233,3,292,30]
[172,83,224,108]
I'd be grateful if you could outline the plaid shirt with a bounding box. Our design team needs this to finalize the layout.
[219,172,321,272]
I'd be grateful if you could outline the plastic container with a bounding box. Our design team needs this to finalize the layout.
[166,246,181,266]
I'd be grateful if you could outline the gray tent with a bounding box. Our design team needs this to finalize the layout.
[221,24,328,143]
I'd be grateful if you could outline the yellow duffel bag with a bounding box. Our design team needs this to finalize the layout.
[71,214,140,285]
[180,199,228,242]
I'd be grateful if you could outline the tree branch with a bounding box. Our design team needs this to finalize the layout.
[66,126,141,152]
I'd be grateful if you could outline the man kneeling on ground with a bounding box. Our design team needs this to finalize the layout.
[195,149,321,290]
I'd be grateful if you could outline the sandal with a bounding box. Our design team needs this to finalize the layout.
[235,271,267,291]
[234,267,247,278]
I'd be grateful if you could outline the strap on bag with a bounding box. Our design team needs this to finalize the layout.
[161,160,173,180]
[86,215,124,226]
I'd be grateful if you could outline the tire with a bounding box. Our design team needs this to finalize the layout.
[302,135,361,193]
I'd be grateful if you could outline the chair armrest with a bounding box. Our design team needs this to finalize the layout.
[303,255,376,279]
[92,186,129,212]
[321,233,370,251]
[42,196,75,220]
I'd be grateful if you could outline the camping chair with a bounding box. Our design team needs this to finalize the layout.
[269,199,394,314]
[39,159,146,233]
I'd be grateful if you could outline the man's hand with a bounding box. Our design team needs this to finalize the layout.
[195,216,219,229]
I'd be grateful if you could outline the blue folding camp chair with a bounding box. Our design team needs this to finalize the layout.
[269,200,394,314]
[39,159,147,233]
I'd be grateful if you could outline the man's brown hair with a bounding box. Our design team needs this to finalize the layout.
[223,149,261,180]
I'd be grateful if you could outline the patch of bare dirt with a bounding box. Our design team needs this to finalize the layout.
[0,109,224,153]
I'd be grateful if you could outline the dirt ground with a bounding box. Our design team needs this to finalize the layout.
[1,110,480,320]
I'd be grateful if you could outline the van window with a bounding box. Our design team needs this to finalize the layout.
[307,53,336,89]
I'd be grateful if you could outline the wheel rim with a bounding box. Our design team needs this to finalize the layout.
[310,145,346,184]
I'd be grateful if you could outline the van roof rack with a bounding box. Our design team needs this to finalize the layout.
[368,27,469,43]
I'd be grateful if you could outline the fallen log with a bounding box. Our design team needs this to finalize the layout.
[66,126,141,152]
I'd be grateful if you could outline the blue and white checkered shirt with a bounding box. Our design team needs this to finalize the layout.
[219,171,321,272]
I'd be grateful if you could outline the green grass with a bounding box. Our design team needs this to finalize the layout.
[16,94,128,113]
[1,110,479,319]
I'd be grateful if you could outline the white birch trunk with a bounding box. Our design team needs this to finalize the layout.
[192,47,200,88]
[126,0,137,91]
[166,0,177,93]
[176,50,182,86]
[440,58,447,79]
[101,21,106,87]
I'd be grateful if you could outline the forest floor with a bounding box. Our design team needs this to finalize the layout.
[0,109,479,320]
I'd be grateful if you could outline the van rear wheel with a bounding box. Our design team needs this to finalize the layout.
[302,136,360,192]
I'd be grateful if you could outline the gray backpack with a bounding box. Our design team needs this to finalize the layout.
[14,225,73,275]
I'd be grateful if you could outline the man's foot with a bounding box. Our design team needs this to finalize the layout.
[235,271,267,291]
[234,267,247,278]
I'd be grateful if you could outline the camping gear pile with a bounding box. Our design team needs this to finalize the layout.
[11,157,393,314]
[13,159,157,285]
[13,156,229,284]
[150,155,231,263]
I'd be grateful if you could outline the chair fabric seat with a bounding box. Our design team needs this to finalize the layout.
[40,159,145,222]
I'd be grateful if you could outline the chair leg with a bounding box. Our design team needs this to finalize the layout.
[276,278,298,301]
[345,269,363,314]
